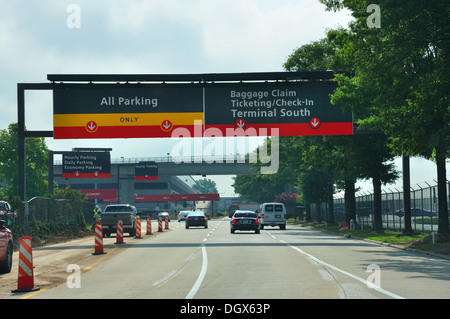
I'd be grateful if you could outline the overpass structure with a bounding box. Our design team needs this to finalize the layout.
[53,154,255,216]
[111,154,256,176]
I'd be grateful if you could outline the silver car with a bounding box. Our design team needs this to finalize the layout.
[178,211,190,222]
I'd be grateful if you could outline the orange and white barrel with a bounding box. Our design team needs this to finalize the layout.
[146,217,152,235]
[116,219,124,244]
[165,215,169,229]
[135,217,142,238]
[158,216,163,232]
[14,236,39,292]
[94,223,105,255]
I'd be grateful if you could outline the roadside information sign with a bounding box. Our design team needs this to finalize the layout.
[62,152,111,178]
[135,161,159,181]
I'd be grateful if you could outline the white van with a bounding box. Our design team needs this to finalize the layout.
[259,203,286,230]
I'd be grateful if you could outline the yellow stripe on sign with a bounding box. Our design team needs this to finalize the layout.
[54,113,204,127]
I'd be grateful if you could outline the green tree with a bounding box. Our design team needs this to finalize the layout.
[0,123,50,199]
[232,173,285,203]
[232,137,299,203]
[321,0,449,233]
[193,178,218,194]
[284,36,398,230]
[298,169,332,223]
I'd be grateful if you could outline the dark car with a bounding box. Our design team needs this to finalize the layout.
[231,210,260,234]
[0,219,13,273]
[185,211,208,229]
[394,208,437,218]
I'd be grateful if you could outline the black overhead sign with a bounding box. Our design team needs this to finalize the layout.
[135,161,158,181]
[204,81,352,136]
[53,85,203,139]
[51,73,353,139]
[62,152,111,178]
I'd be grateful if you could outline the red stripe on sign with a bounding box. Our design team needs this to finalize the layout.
[204,122,353,136]
[54,125,199,139]
[78,189,118,199]
[134,176,159,181]
[62,173,111,178]
[134,193,220,202]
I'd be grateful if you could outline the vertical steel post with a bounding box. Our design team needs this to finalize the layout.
[17,84,26,200]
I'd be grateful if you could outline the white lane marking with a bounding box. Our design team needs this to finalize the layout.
[186,244,208,299]
[265,231,276,239]
[284,241,405,299]
[202,221,222,243]
[186,221,221,298]
[152,270,178,287]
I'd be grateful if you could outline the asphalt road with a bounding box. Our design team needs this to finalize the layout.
[4,219,450,300]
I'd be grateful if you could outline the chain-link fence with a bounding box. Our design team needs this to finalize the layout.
[15,197,95,230]
[311,180,449,232]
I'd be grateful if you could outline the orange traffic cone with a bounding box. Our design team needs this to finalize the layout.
[12,237,40,293]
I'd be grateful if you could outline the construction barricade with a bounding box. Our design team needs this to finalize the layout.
[93,223,106,255]
[115,219,124,244]
[135,217,142,238]
[146,217,152,235]
[12,236,40,293]
[158,216,163,232]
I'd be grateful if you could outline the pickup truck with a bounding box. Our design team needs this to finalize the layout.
[100,204,137,237]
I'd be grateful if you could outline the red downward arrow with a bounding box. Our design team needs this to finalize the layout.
[86,121,98,133]
[161,120,173,131]
[235,119,246,129]
[310,118,321,129]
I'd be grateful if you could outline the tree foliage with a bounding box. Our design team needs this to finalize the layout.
[0,123,50,199]
[320,0,449,233]
[193,178,218,194]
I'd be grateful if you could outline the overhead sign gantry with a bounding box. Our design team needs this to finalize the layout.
[50,72,352,139]
[17,71,353,199]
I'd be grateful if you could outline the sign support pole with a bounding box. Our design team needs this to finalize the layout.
[17,83,54,200]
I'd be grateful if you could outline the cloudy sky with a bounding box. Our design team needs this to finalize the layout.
[0,1,446,196]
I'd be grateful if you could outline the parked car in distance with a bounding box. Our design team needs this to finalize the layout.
[178,211,190,222]
[185,211,208,229]
[0,201,15,228]
[259,203,286,230]
[101,204,137,237]
[158,212,171,222]
[230,210,260,234]
[394,208,437,218]
[0,219,13,273]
